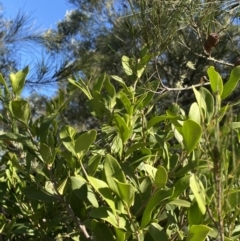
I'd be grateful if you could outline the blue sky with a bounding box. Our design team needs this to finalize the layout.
[2,0,73,30]
[1,0,74,96]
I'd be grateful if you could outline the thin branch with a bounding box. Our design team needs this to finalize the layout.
[141,81,210,94]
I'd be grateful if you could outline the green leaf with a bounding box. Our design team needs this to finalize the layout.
[225,189,240,212]
[189,174,206,214]
[207,66,223,95]
[70,176,98,207]
[136,54,152,78]
[142,163,157,180]
[222,66,240,99]
[39,143,52,163]
[148,223,168,241]
[114,179,135,207]
[104,154,126,191]
[147,115,177,129]
[0,132,29,142]
[68,78,92,100]
[88,154,101,176]
[125,142,150,158]
[104,75,116,99]
[231,122,240,129]
[87,99,107,118]
[0,73,10,94]
[59,125,76,154]
[10,100,30,124]
[104,155,134,207]
[189,102,201,124]
[182,120,202,154]
[186,225,212,241]
[140,80,159,109]
[193,87,206,117]
[22,186,58,202]
[188,201,204,225]
[114,114,131,143]
[141,188,173,228]
[70,192,87,219]
[114,227,126,241]
[200,87,214,123]
[9,66,29,96]
[92,73,106,95]
[171,175,190,199]
[39,112,59,142]
[75,129,97,156]
[92,220,116,241]
[88,176,116,214]
[111,75,130,95]
[90,207,119,229]
[169,199,191,207]
[122,55,133,76]
[154,166,167,189]
[57,177,68,195]
[119,91,133,115]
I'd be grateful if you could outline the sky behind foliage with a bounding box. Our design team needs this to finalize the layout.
[2,0,72,29]
[1,0,74,96]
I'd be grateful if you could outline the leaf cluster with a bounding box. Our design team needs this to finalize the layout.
[0,51,240,240]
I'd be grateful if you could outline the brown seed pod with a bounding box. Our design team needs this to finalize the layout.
[203,42,212,54]
[203,33,219,54]
[234,57,240,66]
[206,33,220,47]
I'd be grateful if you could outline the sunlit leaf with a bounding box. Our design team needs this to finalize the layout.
[222,66,240,99]
[122,55,133,76]
[10,66,29,96]
[88,176,116,214]
[186,225,212,241]
[207,66,223,95]
[114,179,135,207]
[75,129,97,155]
[189,174,206,214]
[114,114,131,143]
[182,120,202,154]
[10,100,30,124]
[154,166,167,189]
[189,102,201,124]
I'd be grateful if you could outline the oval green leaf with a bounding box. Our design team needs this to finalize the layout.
[154,166,167,189]
[114,179,135,208]
[189,174,206,214]
[182,120,202,154]
[75,129,97,155]
[104,154,126,194]
[122,55,133,76]
[186,225,212,241]
[189,102,201,124]
[114,114,131,143]
[222,66,240,100]
[88,176,116,214]
[10,99,30,124]
[207,66,223,95]
[10,66,29,96]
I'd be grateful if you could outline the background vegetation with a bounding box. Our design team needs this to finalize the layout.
[0,0,240,240]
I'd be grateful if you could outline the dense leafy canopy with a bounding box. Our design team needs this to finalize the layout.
[0,1,240,241]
